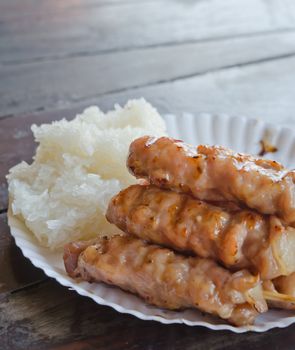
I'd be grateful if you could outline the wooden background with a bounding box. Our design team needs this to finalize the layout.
[1,0,295,349]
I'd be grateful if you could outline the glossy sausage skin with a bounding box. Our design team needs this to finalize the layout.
[64,235,267,326]
[107,184,295,280]
[127,137,295,226]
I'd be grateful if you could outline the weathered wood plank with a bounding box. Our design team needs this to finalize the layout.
[1,0,295,65]
[1,279,295,350]
[2,54,295,211]
[0,0,154,14]
[1,31,295,116]
[79,53,295,130]
[0,213,46,294]
[0,0,155,15]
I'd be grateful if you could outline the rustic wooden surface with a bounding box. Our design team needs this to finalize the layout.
[0,213,46,294]
[1,0,295,349]
[2,280,295,350]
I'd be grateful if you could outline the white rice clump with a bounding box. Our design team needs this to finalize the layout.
[7,99,167,249]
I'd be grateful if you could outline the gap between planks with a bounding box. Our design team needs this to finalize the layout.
[2,27,295,67]
[37,51,295,109]
[2,0,295,67]
[2,32,295,118]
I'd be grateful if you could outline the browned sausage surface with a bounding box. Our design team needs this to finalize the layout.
[127,137,295,226]
[64,235,267,326]
[107,184,295,280]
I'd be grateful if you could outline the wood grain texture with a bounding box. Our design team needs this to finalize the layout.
[78,54,295,129]
[2,53,295,210]
[1,0,295,65]
[0,213,46,294]
[2,31,295,116]
[0,279,295,350]
[2,0,295,347]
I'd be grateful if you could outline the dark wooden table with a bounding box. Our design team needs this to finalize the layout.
[1,1,295,349]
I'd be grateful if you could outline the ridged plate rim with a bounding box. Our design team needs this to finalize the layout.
[7,112,295,333]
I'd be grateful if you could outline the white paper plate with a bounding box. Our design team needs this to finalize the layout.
[8,113,295,333]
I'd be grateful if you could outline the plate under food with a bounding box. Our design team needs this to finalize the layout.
[8,113,295,333]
